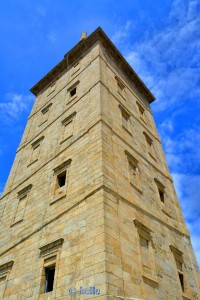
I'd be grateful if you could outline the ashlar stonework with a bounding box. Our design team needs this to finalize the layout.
[0,27,199,300]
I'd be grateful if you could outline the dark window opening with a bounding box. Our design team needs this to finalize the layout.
[139,107,144,115]
[122,112,129,128]
[178,272,184,292]
[57,171,66,187]
[70,88,76,97]
[159,189,164,203]
[122,113,128,122]
[45,266,55,293]
[117,82,124,93]
[147,139,152,147]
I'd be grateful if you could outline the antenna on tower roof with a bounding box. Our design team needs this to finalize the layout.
[80,30,87,41]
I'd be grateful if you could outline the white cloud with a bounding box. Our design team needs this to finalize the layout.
[115,0,200,268]
[124,0,200,112]
[172,172,200,266]
[160,126,200,173]
[111,21,132,46]
[0,93,34,123]
[47,32,57,44]
[160,119,174,133]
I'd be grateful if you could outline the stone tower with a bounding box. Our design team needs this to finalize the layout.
[0,27,199,300]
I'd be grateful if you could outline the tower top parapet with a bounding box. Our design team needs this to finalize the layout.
[30,27,155,104]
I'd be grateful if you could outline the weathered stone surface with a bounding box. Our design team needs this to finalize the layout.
[0,27,199,299]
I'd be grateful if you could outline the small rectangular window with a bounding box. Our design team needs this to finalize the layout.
[115,76,125,94]
[57,171,66,188]
[159,188,164,203]
[68,81,79,100]
[178,272,184,292]
[14,195,27,223]
[31,144,40,162]
[48,83,56,96]
[61,112,76,143]
[125,150,141,192]
[154,179,165,204]
[52,159,71,199]
[134,220,157,280]
[45,266,55,293]
[136,101,146,123]
[170,245,186,294]
[144,132,156,160]
[122,111,129,128]
[72,62,80,75]
[119,105,131,132]
[29,136,44,166]
[70,87,76,97]
[129,161,136,182]
[11,185,32,226]
[0,261,14,285]
[117,82,124,93]
[140,236,151,270]
[40,103,52,125]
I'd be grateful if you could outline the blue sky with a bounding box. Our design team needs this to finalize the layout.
[0,0,199,266]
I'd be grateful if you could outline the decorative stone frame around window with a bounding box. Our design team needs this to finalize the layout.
[143,132,156,161]
[67,80,80,102]
[39,238,64,295]
[60,111,76,144]
[10,184,32,227]
[169,245,192,299]
[71,61,80,77]
[28,136,44,167]
[136,101,147,124]
[115,75,125,95]
[154,178,165,204]
[50,159,72,205]
[40,103,52,126]
[125,150,142,193]
[47,82,56,96]
[0,261,14,284]
[119,104,132,135]
[134,219,158,286]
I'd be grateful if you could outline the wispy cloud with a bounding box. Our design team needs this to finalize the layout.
[112,21,132,46]
[36,5,46,17]
[47,32,57,44]
[112,0,200,266]
[123,0,200,112]
[160,125,200,174]
[172,172,200,266]
[0,93,34,124]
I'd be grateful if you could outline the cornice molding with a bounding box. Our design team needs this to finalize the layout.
[30,27,155,104]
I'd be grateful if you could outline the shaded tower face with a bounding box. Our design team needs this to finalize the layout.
[0,27,199,300]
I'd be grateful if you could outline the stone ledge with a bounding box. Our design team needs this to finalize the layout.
[142,273,158,286]
[67,94,77,105]
[10,219,23,228]
[182,294,193,300]
[130,181,143,194]
[60,134,73,145]
[27,159,38,168]
[39,238,64,254]
[50,194,66,205]
[122,125,132,136]
[0,183,191,258]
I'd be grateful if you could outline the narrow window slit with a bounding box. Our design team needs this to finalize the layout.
[70,87,76,97]
[57,171,66,187]
[159,189,164,203]
[178,272,184,292]
[45,266,55,293]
